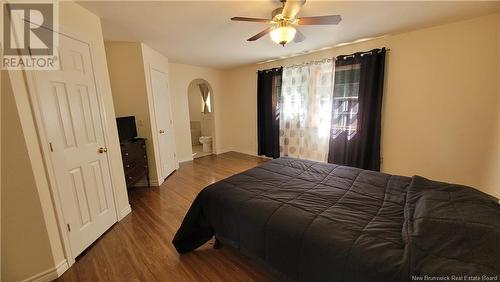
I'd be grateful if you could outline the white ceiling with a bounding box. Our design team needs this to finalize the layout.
[78,1,500,69]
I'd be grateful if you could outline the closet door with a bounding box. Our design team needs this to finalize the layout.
[150,67,177,179]
[33,33,117,257]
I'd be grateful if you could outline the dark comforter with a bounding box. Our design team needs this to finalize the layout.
[173,157,500,281]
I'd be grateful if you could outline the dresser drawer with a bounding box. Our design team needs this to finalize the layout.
[120,139,149,187]
[122,148,146,160]
[125,166,148,186]
[123,158,148,174]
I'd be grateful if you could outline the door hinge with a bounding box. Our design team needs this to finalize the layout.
[49,142,54,152]
[67,224,71,232]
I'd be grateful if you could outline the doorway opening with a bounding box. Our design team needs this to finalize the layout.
[187,79,216,159]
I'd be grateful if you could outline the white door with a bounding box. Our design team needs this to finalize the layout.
[150,67,176,179]
[33,34,117,257]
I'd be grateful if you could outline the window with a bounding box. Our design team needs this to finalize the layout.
[198,83,211,114]
[279,61,334,161]
[204,92,212,113]
[331,64,360,141]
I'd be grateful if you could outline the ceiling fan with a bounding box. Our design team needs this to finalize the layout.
[231,0,342,46]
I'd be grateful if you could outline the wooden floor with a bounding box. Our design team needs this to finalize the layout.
[56,152,274,282]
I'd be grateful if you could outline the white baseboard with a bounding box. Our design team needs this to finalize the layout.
[130,177,160,187]
[220,148,265,158]
[216,146,235,155]
[178,156,194,163]
[156,177,164,186]
[55,260,68,278]
[118,205,132,220]
[21,259,68,282]
[235,149,260,157]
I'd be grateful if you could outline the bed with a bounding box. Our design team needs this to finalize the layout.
[173,157,500,281]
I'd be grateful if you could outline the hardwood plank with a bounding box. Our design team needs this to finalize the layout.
[56,152,273,282]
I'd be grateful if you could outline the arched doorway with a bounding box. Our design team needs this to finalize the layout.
[187,79,216,158]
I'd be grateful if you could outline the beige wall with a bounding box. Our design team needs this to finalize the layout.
[140,43,180,177]
[105,41,163,184]
[223,13,500,197]
[1,72,57,282]
[188,83,203,122]
[481,24,500,197]
[105,42,177,184]
[482,94,500,198]
[1,2,130,281]
[169,63,230,162]
[188,83,202,146]
[105,42,150,134]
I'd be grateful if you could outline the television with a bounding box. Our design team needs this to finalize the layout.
[116,116,137,141]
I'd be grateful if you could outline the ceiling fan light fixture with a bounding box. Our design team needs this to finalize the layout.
[231,0,341,45]
[270,25,296,46]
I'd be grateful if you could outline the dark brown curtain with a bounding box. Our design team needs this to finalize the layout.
[328,48,386,171]
[257,67,282,158]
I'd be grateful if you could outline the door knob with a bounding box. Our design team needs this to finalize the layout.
[98,147,108,153]
[159,130,165,134]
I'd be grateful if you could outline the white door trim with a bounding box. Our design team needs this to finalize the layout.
[147,64,178,178]
[22,25,121,268]
[147,64,166,181]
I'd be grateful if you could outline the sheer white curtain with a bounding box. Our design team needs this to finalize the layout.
[279,61,334,162]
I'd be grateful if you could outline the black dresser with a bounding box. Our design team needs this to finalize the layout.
[120,138,150,187]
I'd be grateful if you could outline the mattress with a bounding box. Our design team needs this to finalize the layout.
[173,157,500,281]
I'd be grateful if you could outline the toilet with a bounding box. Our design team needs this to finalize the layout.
[199,136,212,153]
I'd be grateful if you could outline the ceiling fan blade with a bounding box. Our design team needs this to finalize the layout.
[294,29,306,43]
[231,17,271,23]
[298,15,342,25]
[282,0,306,19]
[247,27,273,41]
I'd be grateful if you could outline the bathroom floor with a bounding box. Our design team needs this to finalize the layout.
[192,144,212,159]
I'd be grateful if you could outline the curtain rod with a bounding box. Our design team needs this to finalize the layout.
[257,48,390,72]
[337,48,389,60]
